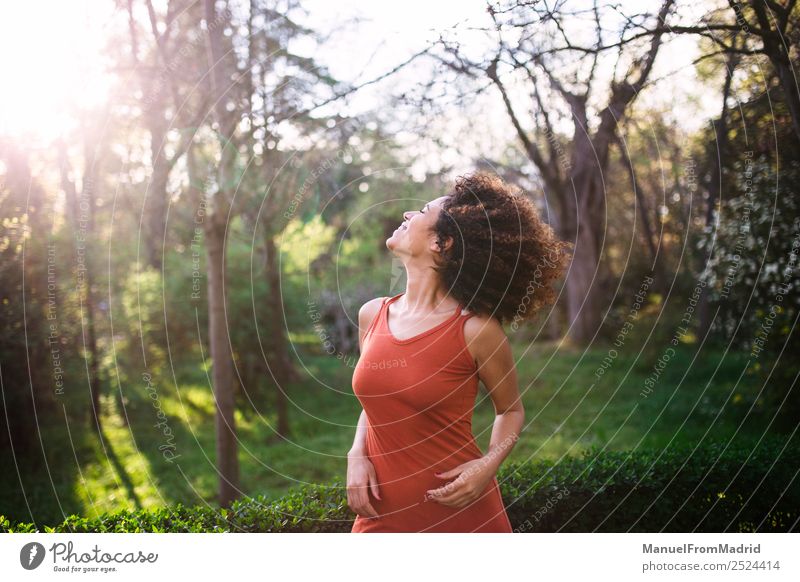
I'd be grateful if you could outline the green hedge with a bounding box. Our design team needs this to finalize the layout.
[2,436,796,532]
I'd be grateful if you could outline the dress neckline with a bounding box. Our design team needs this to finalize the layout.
[384,292,463,344]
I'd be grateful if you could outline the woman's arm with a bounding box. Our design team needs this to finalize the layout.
[426,315,524,507]
[347,407,381,518]
[346,298,385,518]
[348,297,383,455]
[472,320,524,473]
[348,409,369,456]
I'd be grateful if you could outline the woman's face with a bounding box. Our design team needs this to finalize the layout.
[386,195,451,258]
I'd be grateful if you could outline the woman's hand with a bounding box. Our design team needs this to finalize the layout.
[425,457,498,508]
[346,452,381,519]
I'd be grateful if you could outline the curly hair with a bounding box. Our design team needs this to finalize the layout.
[431,172,572,327]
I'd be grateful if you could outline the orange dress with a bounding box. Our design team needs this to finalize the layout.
[351,292,513,533]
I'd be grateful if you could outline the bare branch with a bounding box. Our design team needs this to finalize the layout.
[485,55,559,187]
[296,44,435,117]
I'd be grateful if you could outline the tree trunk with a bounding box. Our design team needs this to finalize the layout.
[144,107,170,270]
[747,0,800,144]
[563,200,603,344]
[771,59,800,145]
[202,0,242,507]
[698,50,739,339]
[85,269,102,434]
[206,225,240,507]
[264,235,297,442]
[559,133,606,344]
[613,131,669,288]
[58,139,103,432]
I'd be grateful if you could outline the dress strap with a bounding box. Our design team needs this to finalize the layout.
[457,303,475,319]
[362,296,391,345]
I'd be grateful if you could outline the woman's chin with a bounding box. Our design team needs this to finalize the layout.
[386,233,404,251]
[387,224,413,250]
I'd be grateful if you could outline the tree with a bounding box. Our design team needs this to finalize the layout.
[194,0,351,505]
[431,0,676,344]
[232,4,344,442]
[0,141,51,455]
[191,0,245,508]
[123,0,209,271]
[665,0,800,143]
[697,64,800,421]
[56,106,111,433]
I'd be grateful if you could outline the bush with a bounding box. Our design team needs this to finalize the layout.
[2,436,795,533]
[503,435,798,532]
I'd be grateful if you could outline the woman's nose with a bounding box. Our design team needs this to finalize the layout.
[403,211,414,221]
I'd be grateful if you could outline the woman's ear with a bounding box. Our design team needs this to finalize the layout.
[432,235,453,254]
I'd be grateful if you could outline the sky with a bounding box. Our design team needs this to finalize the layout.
[0,0,115,141]
[299,0,493,113]
[297,0,725,177]
[0,0,728,172]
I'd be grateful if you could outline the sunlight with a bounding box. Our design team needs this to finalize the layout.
[0,0,112,141]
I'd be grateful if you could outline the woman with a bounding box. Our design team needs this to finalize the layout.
[347,172,571,532]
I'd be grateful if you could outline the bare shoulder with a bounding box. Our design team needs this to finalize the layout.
[358,297,385,332]
[463,312,509,363]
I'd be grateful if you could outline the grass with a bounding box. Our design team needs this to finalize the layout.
[0,336,786,526]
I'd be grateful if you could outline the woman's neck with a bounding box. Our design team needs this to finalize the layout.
[401,267,458,314]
